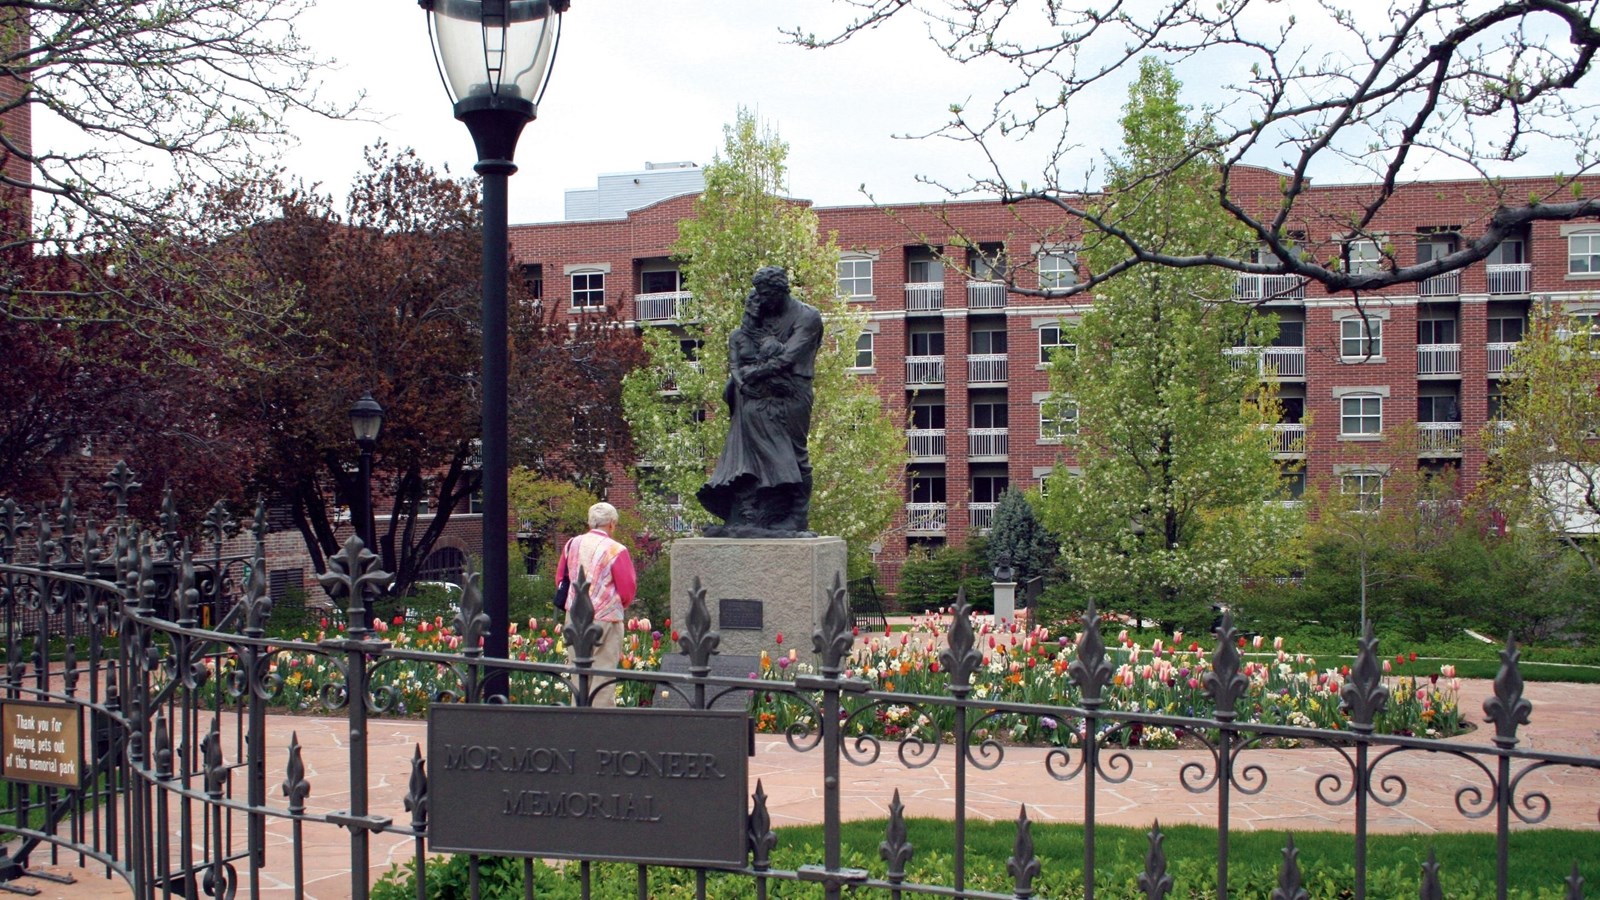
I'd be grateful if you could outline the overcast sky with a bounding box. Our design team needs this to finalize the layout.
[278,0,1129,225]
[147,1,1595,227]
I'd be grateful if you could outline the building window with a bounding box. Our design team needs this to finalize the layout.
[1569,233,1600,274]
[1039,325,1075,364]
[971,328,1007,355]
[909,331,945,357]
[910,404,946,430]
[1281,469,1306,501]
[1417,318,1456,345]
[1038,249,1078,289]
[910,475,947,503]
[571,270,605,309]
[1341,471,1384,511]
[972,402,1008,429]
[972,475,1010,503]
[852,332,874,369]
[1040,397,1078,441]
[1346,240,1381,275]
[1341,317,1382,359]
[970,244,1007,281]
[1489,238,1525,266]
[641,269,683,293]
[520,264,543,300]
[1487,317,1524,343]
[1340,395,1383,436]
[838,257,874,299]
[679,338,703,361]
[1418,394,1460,423]
[1274,320,1305,348]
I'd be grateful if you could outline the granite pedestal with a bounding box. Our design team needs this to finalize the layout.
[668,536,847,659]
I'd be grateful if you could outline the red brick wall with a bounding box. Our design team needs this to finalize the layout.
[1,7,31,234]
[507,174,1600,595]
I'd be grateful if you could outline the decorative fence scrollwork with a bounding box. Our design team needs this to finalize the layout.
[0,463,1596,899]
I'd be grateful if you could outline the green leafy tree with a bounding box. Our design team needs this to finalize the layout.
[1036,59,1298,631]
[621,109,903,576]
[1481,307,1600,575]
[985,488,1057,586]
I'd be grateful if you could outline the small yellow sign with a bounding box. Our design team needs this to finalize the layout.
[2,701,84,789]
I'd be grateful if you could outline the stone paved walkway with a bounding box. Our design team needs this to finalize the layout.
[11,679,1599,898]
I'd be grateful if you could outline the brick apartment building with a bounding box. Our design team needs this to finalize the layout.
[513,163,1600,592]
[1,7,31,233]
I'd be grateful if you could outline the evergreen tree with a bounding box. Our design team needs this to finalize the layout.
[1036,59,1300,630]
[985,488,1057,586]
[621,109,904,576]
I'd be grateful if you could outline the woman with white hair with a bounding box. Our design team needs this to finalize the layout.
[553,502,637,707]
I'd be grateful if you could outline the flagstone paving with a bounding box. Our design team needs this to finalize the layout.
[13,678,1599,898]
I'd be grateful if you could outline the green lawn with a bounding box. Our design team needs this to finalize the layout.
[377,819,1596,899]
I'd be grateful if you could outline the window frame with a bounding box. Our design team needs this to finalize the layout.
[1340,394,1383,437]
[1340,471,1384,512]
[970,328,1008,355]
[972,401,1009,429]
[1568,232,1600,275]
[570,270,606,309]
[851,331,874,370]
[1037,248,1078,289]
[1039,396,1079,442]
[1345,239,1382,275]
[838,257,874,299]
[1039,325,1075,365]
[1340,316,1382,360]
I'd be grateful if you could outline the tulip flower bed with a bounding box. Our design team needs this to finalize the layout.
[263,611,1464,747]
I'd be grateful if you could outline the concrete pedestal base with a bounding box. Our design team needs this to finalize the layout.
[668,536,847,659]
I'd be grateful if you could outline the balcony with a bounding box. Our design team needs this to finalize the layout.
[1487,263,1531,295]
[969,502,998,533]
[905,282,945,313]
[1232,274,1307,301]
[908,428,946,460]
[966,281,1007,310]
[1417,343,1462,377]
[967,353,1008,385]
[636,291,689,322]
[906,502,948,535]
[1419,270,1461,298]
[1272,423,1306,455]
[906,355,946,386]
[1418,422,1464,455]
[1487,342,1518,377]
[968,427,1009,459]
[1226,346,1306,379]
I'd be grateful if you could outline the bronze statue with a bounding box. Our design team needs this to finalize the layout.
[698,266,823,537]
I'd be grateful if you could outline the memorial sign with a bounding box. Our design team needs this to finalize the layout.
[1,701,83,789]
[718,598,764,630]
[428,706,749,866]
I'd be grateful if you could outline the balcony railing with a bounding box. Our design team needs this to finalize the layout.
[1487,341,1518,377]
[908,428,946,460]
[968,427,1008,458]
[906,502,948,534]
[1226,346,1306,378]
[1232,273,1307,301]
[1418,421,1464,454]
[967,353,1008,384]
[966,281,1008,309]
[1487,263,1531,295]
[636,290,689,322]
[905,282,945,312]
[1417,343,1462,376]
[969,502,998,532]
[906,355,945,386]
[1419,270,1461,297]
[1272,423,1306,454]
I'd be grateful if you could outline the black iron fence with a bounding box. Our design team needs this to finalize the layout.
[2,467,1598,899]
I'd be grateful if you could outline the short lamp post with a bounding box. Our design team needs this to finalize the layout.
[992,555,1017,628]
[349,392,385,629]
[421,0,568,687]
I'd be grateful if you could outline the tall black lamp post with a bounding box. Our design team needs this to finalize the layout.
[349,391,385,627]
[421,0,567,686]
